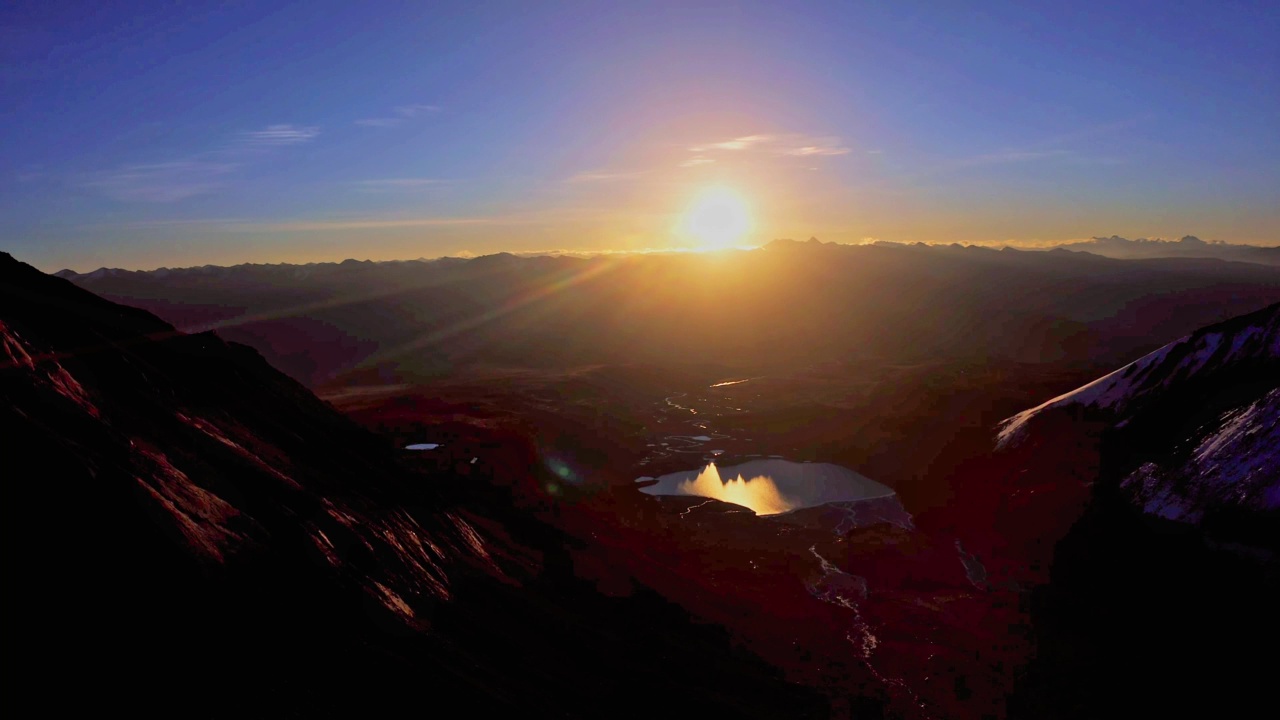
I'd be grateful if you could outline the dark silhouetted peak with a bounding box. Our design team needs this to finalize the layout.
[432,256,469,267]
[84,266,125,279]
[764,237,836,251]
[470,251,519,264]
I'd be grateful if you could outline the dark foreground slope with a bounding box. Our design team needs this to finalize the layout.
[0,252,828,717]
[15,245,1278,719]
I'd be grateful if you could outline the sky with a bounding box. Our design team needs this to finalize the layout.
[2,0,1277,270]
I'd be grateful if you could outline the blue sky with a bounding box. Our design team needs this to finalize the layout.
[2,0,1277,270]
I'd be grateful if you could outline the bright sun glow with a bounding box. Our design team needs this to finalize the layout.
[679,186,753,250]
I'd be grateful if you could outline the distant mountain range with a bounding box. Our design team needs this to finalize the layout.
[1047,235,1280,265]
[862,235,1280,265]
[53,242,1280,387]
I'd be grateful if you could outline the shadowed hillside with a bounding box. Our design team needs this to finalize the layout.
[0,251,833,717]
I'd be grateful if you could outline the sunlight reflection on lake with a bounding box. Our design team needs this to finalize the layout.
[638,459,893,516]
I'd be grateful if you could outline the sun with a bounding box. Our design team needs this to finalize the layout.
[679,186,753,251]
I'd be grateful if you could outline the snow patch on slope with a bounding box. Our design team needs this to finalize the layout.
[1119,387,1280,521]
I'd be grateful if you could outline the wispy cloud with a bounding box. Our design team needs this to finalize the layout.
[1061,155,1128,167]
[113,217,254,229]
[680,156,715,167]
[931,118,1143,176]
[239,124,320,146]
[690,134,774,152]
[105,206,612,234]
[84,123,319,202]
[565,170,645,183]
[685,132,852,164]
[356,103,440,128]
[395,104,438,117]
[784,139,851,157]
[84,161,239,202]
[884,120,1142,188]
[918,148,1103,177]
[971,149,1070,164]
[354,178,451,192]
[100,215,509,232]
[245,216,509,232]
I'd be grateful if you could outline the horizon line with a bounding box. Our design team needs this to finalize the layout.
[40,234,1280,275]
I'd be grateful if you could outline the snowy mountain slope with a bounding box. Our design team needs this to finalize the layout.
[994,302,1280,535]
[1119,386,1280,523]
[997,302,1280,449]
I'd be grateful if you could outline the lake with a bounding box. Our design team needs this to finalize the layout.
[638,459,894,516]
